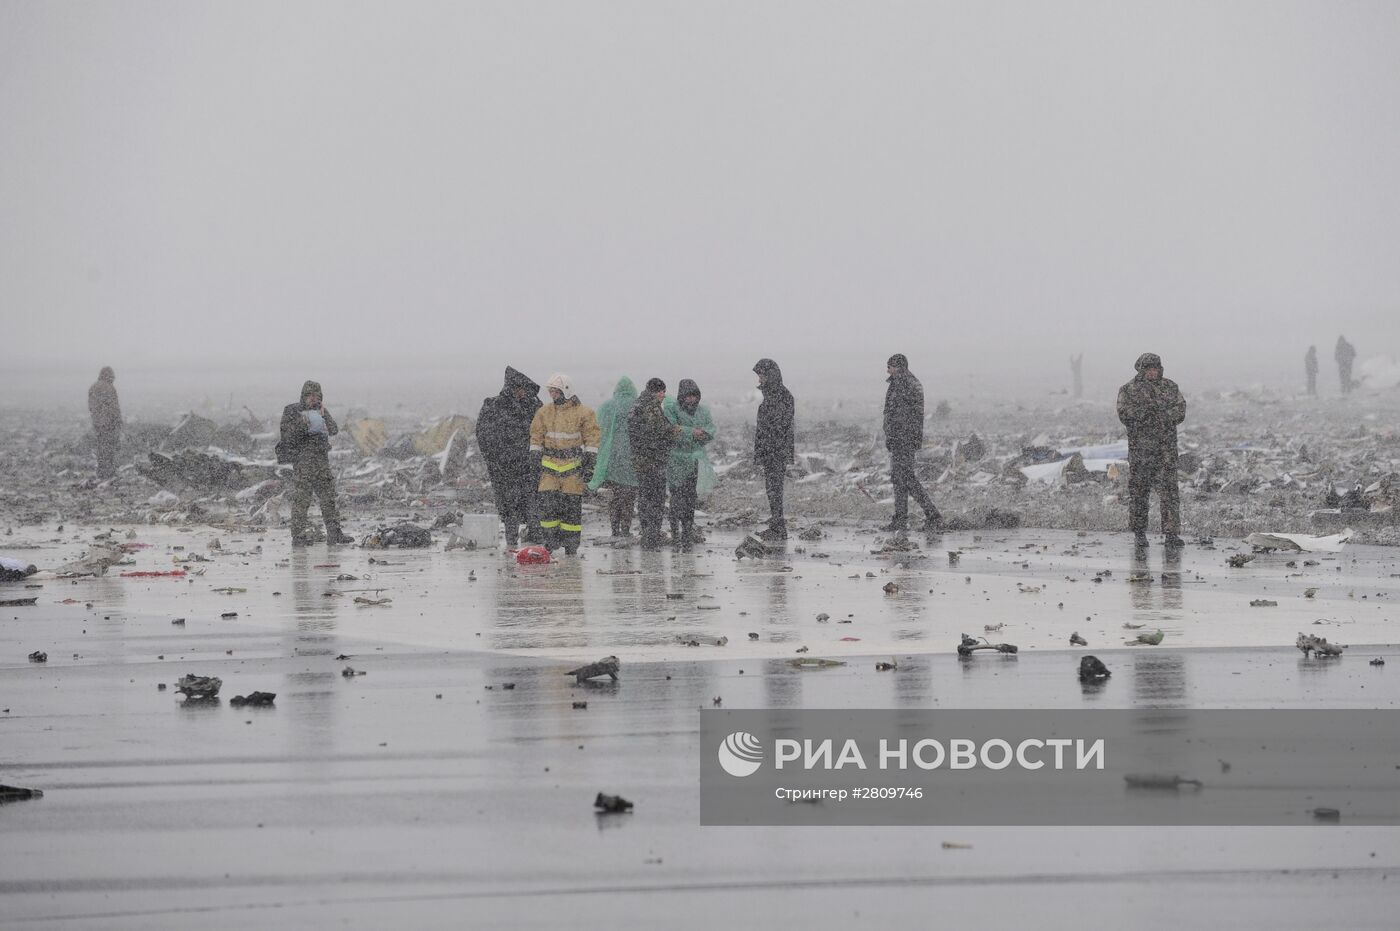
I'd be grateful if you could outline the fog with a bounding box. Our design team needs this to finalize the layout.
[4,1,1399,413]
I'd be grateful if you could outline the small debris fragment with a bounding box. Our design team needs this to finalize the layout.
[875,658,898,672]
[27,650,47,663]
[1310,807,1341,822]
[1227,553,1255,568]
[572,701,588,709]
[220,612,238,619]
[941,841,972,850]
[229,691,276,707]
[1125,629,1165,646]
[957,634,1018,656]
[1370,657,1385,666]
[0,784,45,803]
[1124,774,1203,790]
[1078,655,1111,682]
[594,792,634,814]
[341,666,366,677]
[816,612,830,623]
[1070,632,1088,646]
[882,582,899,595]
[748,632,759,641]
[1249,599,1278,607]
[983,622,1004,633]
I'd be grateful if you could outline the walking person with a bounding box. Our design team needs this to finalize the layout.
[476,366,542,547]
[588,376,640,541]
[882,354,942,532]
[278,380,354,546]
[665,379,715,550]
[1116,353,1186,548]
[753,358,795,541]
[87,366,122,479]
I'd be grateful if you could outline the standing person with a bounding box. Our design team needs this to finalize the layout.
[475,366,542,547]
[1116,353,1186,548]
[1335,335,1357,395]
[882,354,942,532]
[87,366,122,479]
[588,377,640,541]
[1304,346,1318,396]
[753,358,795,541]
[664,379,715,550]
[627,378,676,550]
[529,374,600,555]
[1070,353,1084,400]
[278,380,354,546]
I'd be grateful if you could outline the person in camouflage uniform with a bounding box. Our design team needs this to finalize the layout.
[279,380,353,546]
[87,366,122,479]
[1117,353,1186,547]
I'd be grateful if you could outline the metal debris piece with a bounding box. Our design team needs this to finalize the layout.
[1297,633,1344,657]
[957,634,1018,656]
[353,596,393,606]
[1124,774,1203,790]
[1070,632,1088,646]
[882,582,899,594]
[175,673,222,699]
[875,658,898,672]
[1078,655,1111,681]
[1227,553,1255,568]
[566,656,620,684]
[229,691,276,707]
[594,792,633,813]
[787,657,845,669]
[0,784,44,803]
[341,666,366,677]
[1370,657,1385,666]
[27,650,47,663]
[1124,629,1165,646]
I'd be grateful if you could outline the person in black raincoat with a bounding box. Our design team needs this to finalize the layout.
[753,358,795,541]
[278,380,353,546]
[882,354,941,531]
[475,366,542,547]
[1116,353,1186,547]
[87,366,122,479]
[1335,335,1356,395]
[628,378,676,550]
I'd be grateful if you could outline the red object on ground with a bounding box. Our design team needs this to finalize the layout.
[514,545,552,565]
[120,570,188,578]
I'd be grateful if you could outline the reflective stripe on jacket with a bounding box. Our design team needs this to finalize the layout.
[529,399,601,474]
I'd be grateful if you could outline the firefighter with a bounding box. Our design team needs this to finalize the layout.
[529,373,601,555]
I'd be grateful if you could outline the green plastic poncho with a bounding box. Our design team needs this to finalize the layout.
[663,395,717,494]
[588,377,639,490]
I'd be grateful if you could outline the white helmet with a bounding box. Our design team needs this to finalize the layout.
[546,373,573,395]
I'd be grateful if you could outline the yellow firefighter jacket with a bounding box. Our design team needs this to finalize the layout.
[530,398,601,495]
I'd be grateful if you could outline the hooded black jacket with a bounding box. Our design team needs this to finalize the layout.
[278,379,338,463]
[883,367,924,452]
[476,366,542,483]
[753,359,795,467]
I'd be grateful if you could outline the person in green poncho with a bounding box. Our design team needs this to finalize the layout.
[588,376,640,539]
[664,379,716,550]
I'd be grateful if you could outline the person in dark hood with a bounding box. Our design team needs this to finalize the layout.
[753,358,795,541]
[476,366,542,546]
[1304,345,1318,397]
[628,378,677,550]
[1335,335,1356,395]
[87,366,122,479]
[664,379,716,550]
[1116,353,1186,547]
[278,380,353,546]
[882,354,941,531]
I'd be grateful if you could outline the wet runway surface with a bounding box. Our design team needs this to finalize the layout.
[3,525,1399,928]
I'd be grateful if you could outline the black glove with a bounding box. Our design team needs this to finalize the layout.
[581,452,597,485]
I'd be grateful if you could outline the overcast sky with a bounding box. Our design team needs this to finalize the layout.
[3,0,1399,405]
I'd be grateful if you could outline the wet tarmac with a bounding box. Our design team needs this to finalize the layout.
[3,525,1399,928]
